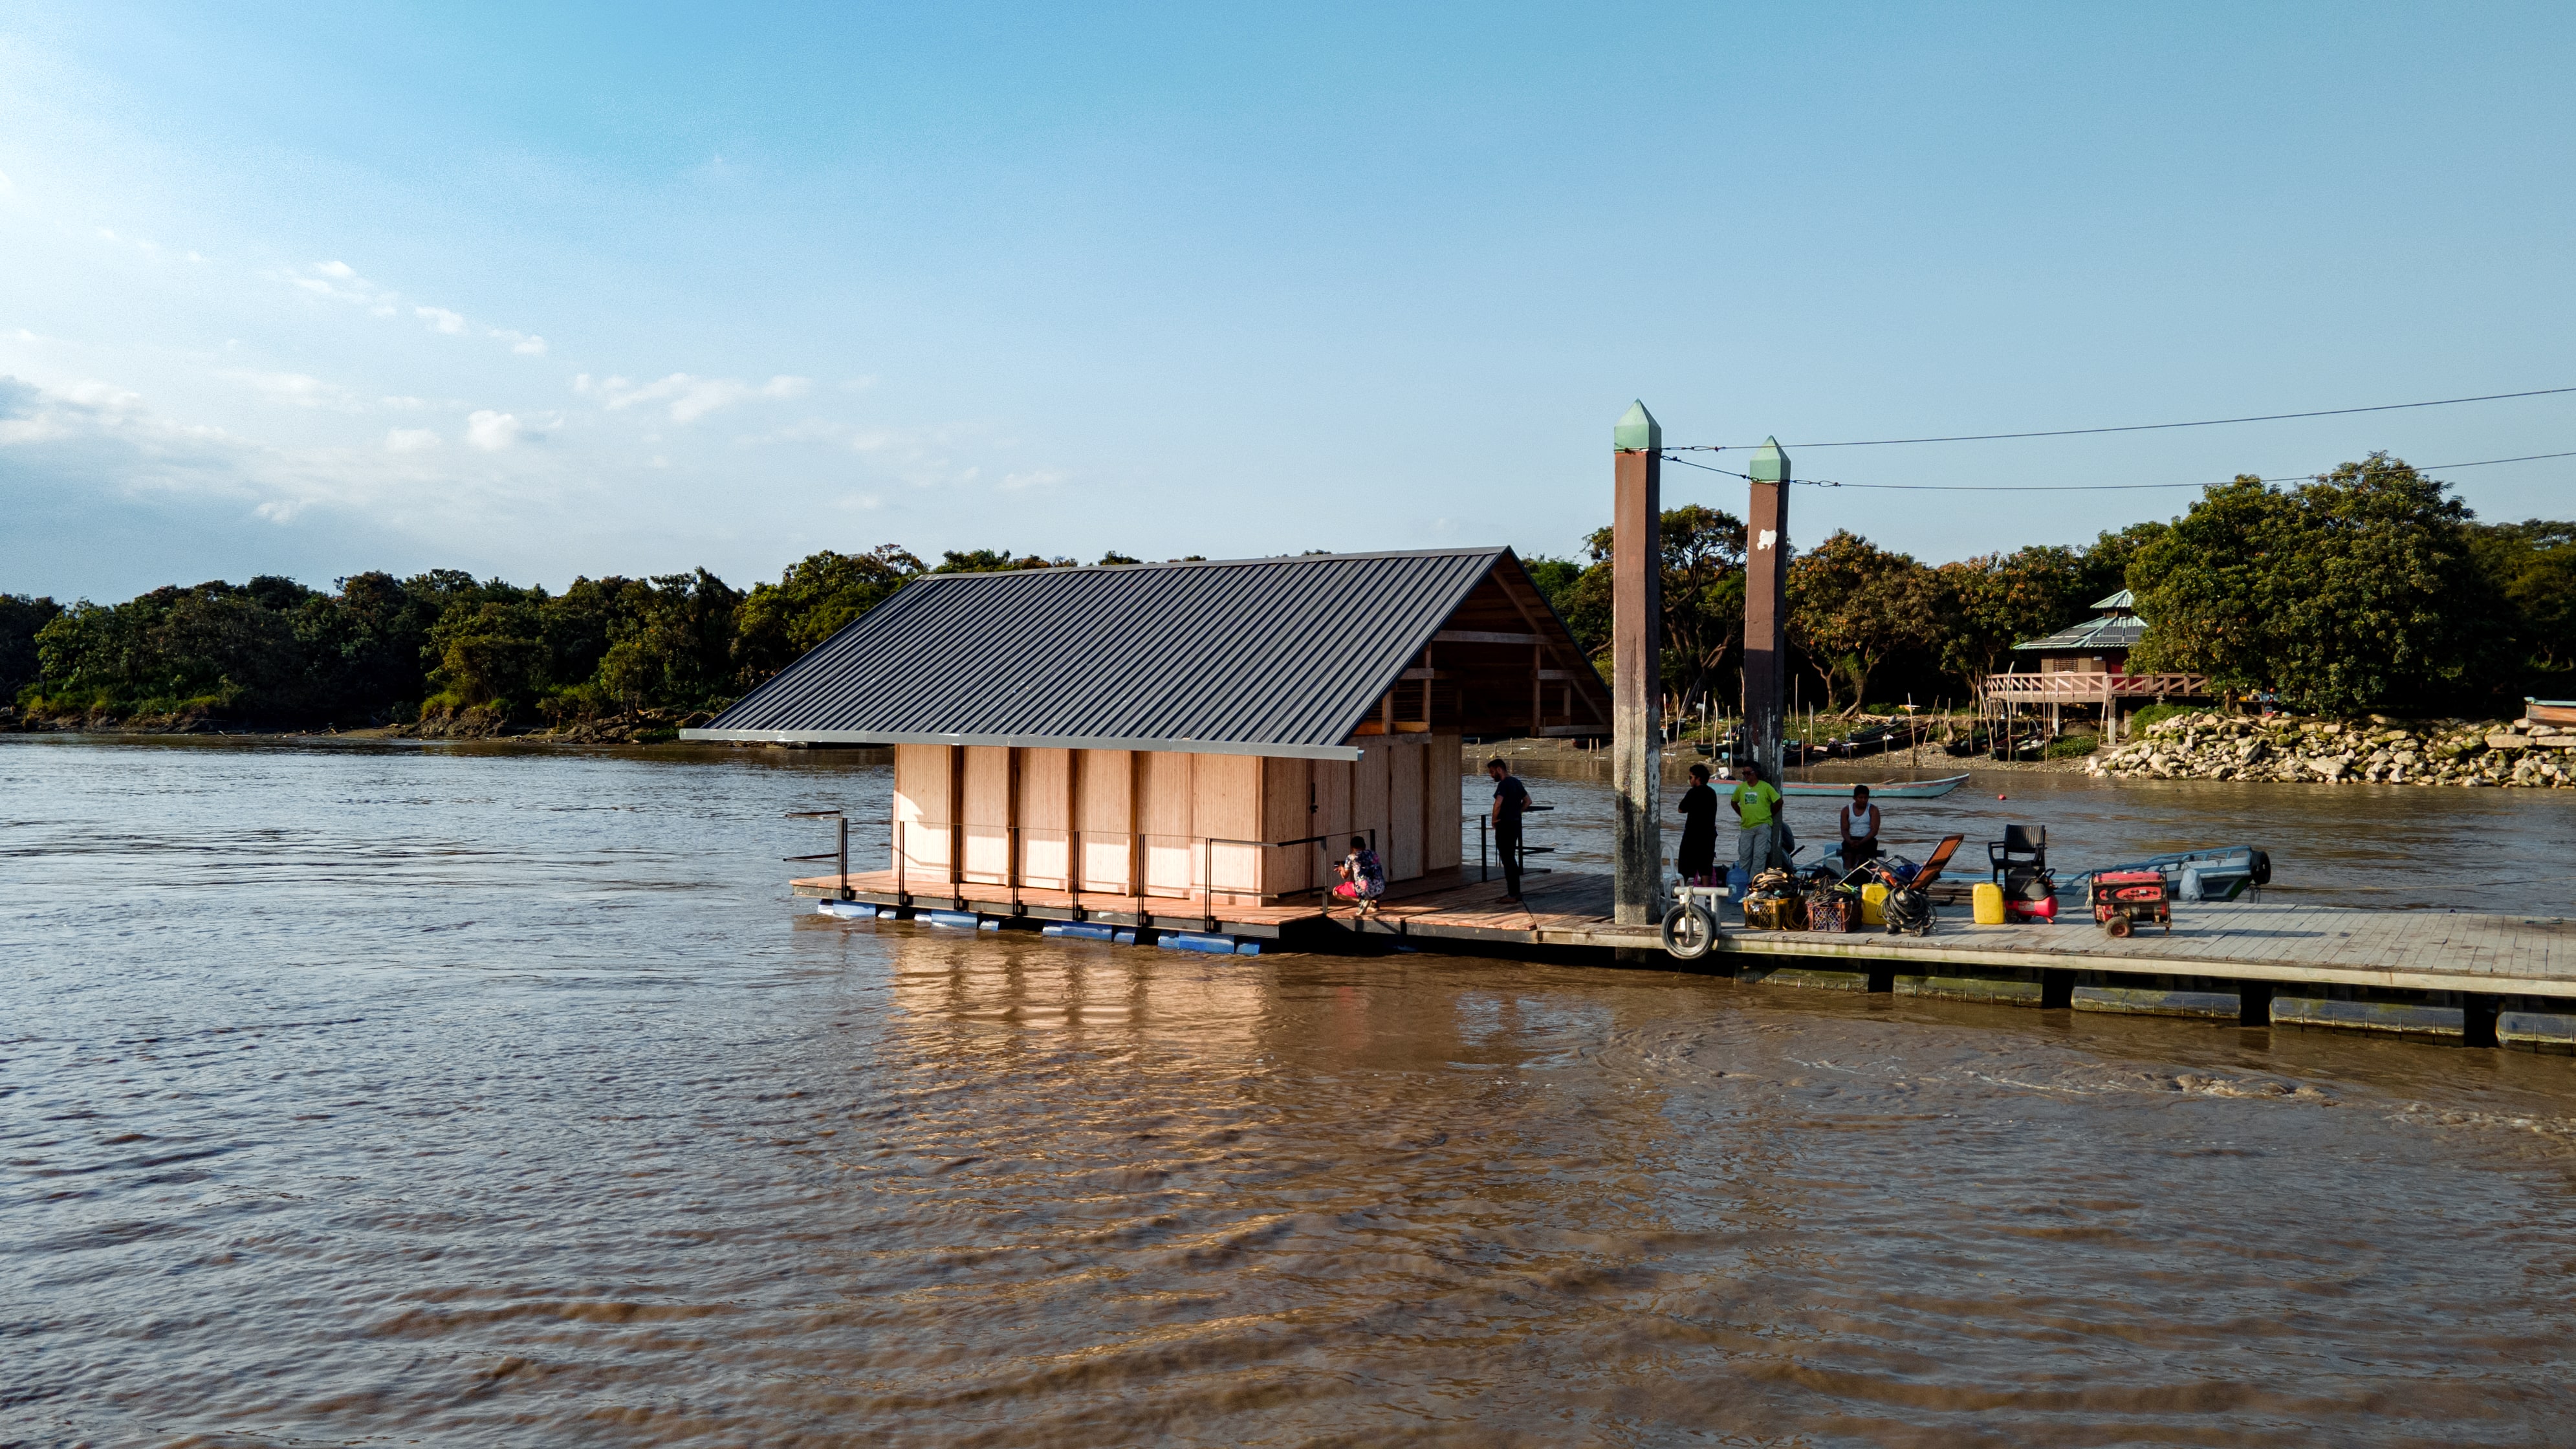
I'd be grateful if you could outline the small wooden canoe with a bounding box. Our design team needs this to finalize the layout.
[1778,773,1969,800]
[2527,698,2576,728]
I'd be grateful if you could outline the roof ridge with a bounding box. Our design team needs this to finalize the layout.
[919,545,1511,581]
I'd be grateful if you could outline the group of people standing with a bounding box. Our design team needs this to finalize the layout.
[1326,756,1888,911]
[1675,763,1881,885]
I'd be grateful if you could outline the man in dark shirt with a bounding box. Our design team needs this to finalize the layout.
[1676,762,1720,884]
[1487,757,1531,902]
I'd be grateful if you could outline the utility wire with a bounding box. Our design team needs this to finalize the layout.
[1656,384,2576,453]
[1658,448,2576,492]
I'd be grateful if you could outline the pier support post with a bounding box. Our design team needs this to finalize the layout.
[2238,980,2274,1027]
[1743,438,1791,789]
[1612,401,1663,926]
[2463,993,2501,1048]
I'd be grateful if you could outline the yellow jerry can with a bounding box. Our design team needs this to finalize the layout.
[1972,881,2007,925]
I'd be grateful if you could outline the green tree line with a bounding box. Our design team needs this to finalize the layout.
[1525,454,2572,719]
[5,454,2568,731]
[0,545,1117,731]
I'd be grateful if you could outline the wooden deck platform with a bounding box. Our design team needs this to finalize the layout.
[796,867,2576,1005]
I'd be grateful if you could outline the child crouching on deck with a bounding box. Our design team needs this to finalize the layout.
[1331,836,1385,905]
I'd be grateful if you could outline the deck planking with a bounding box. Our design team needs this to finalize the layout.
[793,866,2575,1000]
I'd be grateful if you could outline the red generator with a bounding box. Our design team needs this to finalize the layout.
[2088,869,2170,937]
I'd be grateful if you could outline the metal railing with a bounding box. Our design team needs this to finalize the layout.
[782,809,851,900]
[1478,804,1554,884]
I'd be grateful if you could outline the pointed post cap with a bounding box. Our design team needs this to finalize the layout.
[1750,435,1791,483]
[1613,400,1661,452]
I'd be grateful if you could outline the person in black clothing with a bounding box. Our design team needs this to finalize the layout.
[1676,762,1719,884]
[1487,757,1531,901]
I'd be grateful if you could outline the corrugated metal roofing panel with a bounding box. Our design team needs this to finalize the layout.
[2014,615,2147,652]
[684,547,1518,759]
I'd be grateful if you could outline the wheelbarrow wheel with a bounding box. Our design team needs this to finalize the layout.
[1660,901,1718,960]
[2104,912,2134,939]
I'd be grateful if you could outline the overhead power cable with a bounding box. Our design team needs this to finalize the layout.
[1655,384,2576,453]
[1657,448,2576,493]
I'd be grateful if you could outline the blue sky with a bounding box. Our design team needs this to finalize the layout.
[4,2,2571,601]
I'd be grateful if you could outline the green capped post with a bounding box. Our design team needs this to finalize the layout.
[1613,400,1661,453]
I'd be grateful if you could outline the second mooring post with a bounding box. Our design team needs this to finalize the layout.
[1612,400,1663,925]
[1743,437,1791,787]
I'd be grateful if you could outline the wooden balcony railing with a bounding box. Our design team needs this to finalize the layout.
[1981,671,2210,702]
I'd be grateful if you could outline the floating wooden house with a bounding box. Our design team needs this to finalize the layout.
[684,548,1608,906]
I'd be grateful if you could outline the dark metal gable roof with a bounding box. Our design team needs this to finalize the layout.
[684,547,1533,759]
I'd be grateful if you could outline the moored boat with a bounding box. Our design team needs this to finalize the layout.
[1778,772,1968,799]
[2527,698,2576,728]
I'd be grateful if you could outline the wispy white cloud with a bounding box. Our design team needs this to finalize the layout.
[464,409,520,450]
[385,427,439,452]
[575,371,810,423]
[219,369,362,410]
[1000,468,1064,492]
[416,306,467,335]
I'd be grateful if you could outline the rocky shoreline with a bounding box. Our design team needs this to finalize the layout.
[2086,710,2575,789]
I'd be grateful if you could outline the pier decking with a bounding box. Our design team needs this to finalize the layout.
[794,867,2575,1006]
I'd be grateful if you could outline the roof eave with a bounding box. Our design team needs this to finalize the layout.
[678,727,1364,761]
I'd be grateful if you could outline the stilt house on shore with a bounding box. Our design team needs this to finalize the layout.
[1984,590,2208,738]
[683,547,1608,904]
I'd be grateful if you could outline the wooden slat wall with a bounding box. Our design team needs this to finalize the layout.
[893,743,950,877]
[1313,757,1353,884]
[1425,732,1462,871]
[961,746,1012,884]
[1019,748,1071,890]
[1387,735,1424,879]
[1197,754,1262,899]
[1352,741,1390,869]
[1261,757,1313,896]
[1075,748,1133,892]
[1139,750,1195,897]
[890,740,1454,905]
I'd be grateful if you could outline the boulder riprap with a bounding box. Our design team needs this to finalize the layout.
[2086,712,2574,788]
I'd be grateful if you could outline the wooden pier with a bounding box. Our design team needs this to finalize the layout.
[794,867,2576,1047]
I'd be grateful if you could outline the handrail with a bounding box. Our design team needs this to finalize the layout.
[785,809,850,901]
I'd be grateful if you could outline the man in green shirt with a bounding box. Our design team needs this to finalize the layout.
[1730,768,1785,882]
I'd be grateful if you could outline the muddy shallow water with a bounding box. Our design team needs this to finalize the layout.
[6,737,2575,1446]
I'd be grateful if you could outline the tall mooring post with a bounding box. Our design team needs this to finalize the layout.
[1611,401,1663,926]
[1743,437,1791,787]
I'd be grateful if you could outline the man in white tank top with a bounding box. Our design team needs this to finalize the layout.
[1839,784,1881,866]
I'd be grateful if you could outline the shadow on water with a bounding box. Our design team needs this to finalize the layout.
[5,735,2575,1446]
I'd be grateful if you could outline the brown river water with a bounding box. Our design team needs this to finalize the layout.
[7,736,2576,1446]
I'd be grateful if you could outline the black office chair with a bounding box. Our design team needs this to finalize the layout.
[1988,824,2046,884]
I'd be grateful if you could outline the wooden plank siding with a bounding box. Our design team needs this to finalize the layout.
[1076,748,1134,894]
[884,735,1466,904]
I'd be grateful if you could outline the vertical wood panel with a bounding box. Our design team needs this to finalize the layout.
[1260,756,1312,897]
[893,743,950,878]
[1075,748,1133,892]
[1019,748,1071,889]
[1313,757,1352,878]
[961,746,1012,883]
[1425,733,1463,871]
[1194,753,1262,900]
[1351,743,1390,872]
[1140,750,1195,896]
[1388,736,1424,880]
